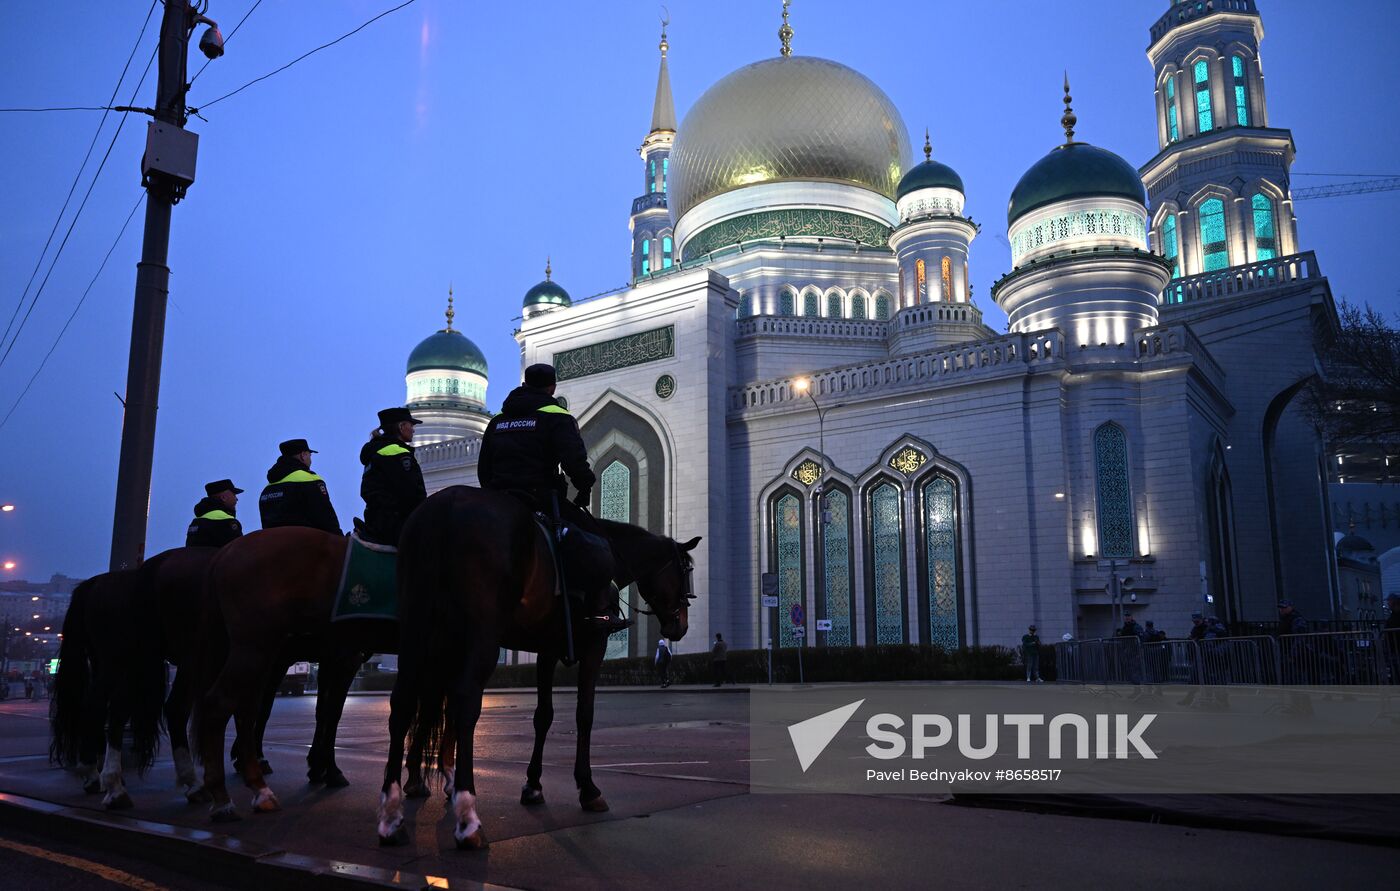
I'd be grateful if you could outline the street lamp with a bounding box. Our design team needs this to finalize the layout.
[2,561,15,571]
[1,504,14,512]
[793,378,830,525]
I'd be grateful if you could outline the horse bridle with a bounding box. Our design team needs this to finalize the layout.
[630,540,695,623]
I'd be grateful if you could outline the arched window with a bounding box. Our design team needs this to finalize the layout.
[779,289,795,316]
[851,294,867,320]
[867,481,905,644]
[1198,198,1228,271]
[1094,424,1133,559]
[648,159,656,194]
[803,292,819,317]
[940,256,953,302]
[737,292,752,318]
[1162,214,1181,278]
[920,474,961,650]
[1166,76,1179,142]
[771,490,805,648]
[1232,55,1250,127]
[874,293,891,320]
[662,157,669,194]
[662,235,674,269]
[826,293,842,318]
[600,461,633,658]
[915,259,927,301]
[1251,193,1277,260]
[1193,59,1213,133]
[640,238,651,276]
[818,487,854,647]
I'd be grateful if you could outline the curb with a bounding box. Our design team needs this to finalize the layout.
[0,790,522,891]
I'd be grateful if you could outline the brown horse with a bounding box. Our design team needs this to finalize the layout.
[375,486,696,849]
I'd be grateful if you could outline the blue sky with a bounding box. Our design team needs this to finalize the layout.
[1,0,1397,580]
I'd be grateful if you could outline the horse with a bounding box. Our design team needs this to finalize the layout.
[375,486,697,849]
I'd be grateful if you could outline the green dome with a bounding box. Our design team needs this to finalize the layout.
[1007,142,1146,225]
[406,329,488,376]
[522,279,572,310]
[897,158,964,198]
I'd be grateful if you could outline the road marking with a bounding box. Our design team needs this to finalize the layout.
[594,760,710,768]
[0,837,169,891]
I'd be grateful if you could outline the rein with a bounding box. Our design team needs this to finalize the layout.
[623,540,694,620]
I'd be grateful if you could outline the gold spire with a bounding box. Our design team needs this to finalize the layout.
[659,6,669,57]
[444,284,455,332]
[779,0,793,57]
[1061,71,1077,143]
[545,256,552,281]
[923,127,932,162]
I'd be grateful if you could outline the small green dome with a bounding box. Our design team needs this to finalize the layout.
[523,279,571,310]
[406,329,488,377]
[1007,142,1146,225]
[897,158,964,198]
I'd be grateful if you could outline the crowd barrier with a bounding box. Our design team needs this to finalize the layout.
[1055,628,1400,686]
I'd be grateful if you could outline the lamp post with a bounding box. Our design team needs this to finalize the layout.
[793,378,828,521]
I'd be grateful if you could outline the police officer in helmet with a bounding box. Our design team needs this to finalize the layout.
[259,438,341,534]
[186,479,244,548]
[478,363,626,632]
[358,407,427,546]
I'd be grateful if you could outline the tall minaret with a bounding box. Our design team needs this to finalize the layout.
[1140,0,1299,284]
[629,17,677,283]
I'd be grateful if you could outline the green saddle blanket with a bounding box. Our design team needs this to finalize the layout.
[331,533,398,622]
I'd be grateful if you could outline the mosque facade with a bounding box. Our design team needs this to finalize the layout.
[405,0,1342,657]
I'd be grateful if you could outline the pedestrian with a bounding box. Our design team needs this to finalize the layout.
[1143,621,1166,643]
[1204,616,1228,639]
[1021,625,1043,682]
[1276,600,1309,635]
[710,633,730,687]
[655,638,672,688]
[24,679,34,700]
[1117,612,1144,639]
[1383,593,1399,631]
[1188,612,1207,641]
[185,479,244,548]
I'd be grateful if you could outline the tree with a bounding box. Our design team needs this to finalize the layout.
[1306,301,1400,452]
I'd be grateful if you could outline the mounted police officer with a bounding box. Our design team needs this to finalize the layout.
[478,363,626,632]
[259,438,341,534]
[186,479,244,548]
[358,407,427,546]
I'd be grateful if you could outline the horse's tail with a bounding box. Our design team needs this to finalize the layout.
[187,561,230,766]
[49,576,96,766]
[125,567,169,775]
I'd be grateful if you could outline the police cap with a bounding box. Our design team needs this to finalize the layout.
[205,479,244,496]
[278,438,317,456]
[377,407,423,429]
[524,363,557,388]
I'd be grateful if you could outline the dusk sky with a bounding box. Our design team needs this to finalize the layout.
[1,0,1397,581]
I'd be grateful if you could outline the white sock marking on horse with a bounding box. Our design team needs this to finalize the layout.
[444,767,455,800]
[378,782,404,838]
[252,786,279,811]
[100,744,127,805]
[452,790,481,843]
[172,747,196,788]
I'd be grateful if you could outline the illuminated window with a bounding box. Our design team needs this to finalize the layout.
[641,238,650,276]
[600,461,633,658]
[662,157,669,194]
[920,474,961,650]
[803,292,819,317]
[1252,193,1277,260]
[1199,198,1228,271]
[1163,214,1181,278]
[737,292,751,318]
[819,487,854,647]
[1194,59,1213,133]
[875,294,890,320]
[915,259,926,301]
[940,257,952,301]
[771,490,805,648]
[648,159,656,194]
[780,289,795,316]
[662,235,673,269]
[867,481,905,644]
[1094,424,1133,559]
[1232,56,1250,127]
[1166,76,1179,141]
[827,293,841,317]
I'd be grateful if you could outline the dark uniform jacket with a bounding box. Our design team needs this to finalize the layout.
[259,456,341,534]
[477,386,596,498]
[359,435,426,545]
[185,497,242,548]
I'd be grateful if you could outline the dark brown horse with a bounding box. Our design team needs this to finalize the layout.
[375,486,696,849]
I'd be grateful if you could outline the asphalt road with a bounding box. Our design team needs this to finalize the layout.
[2,689,1398,890]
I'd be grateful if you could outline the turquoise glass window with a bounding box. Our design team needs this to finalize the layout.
[641,238,650,276]
[827,294,841,317]
[662,235,673,269]
[1163,214,1180,278]
[648,159,656,194]
[1232,55,1250,127]
[1094,425,1133,559]
[803,293,819,317]
[1252,193,1277,260]
[1194,59,1213,133]
[922,475,960,650]
[662,157,668,194]
[851,296,867,319]
[737,292,752,318]
[869,482,904,645]
[600,461,632,659]
[821,489,853,647]
[1199,198,1228,271]
[780,290,795,315]
[1166,77,1179,142]
[874,294,890,320]
[774,492,804,648]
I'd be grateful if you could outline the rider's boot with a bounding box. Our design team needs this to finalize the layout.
[582,583,631,634]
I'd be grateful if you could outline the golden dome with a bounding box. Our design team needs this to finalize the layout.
[669,56,912,223]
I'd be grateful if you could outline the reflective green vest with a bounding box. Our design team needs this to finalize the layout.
[197,509,236,521]
[538,405,570,415]
[377,443,411,457]
[272,469,325,485]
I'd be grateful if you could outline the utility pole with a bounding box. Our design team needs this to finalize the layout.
[109,2,220,571]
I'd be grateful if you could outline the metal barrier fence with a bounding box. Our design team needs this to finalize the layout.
[1056,628,1400,686]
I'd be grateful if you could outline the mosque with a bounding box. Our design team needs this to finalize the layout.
[398,0,1344,658]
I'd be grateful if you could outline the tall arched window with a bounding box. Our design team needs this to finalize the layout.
[771,491,805,648]
[1166,76,1179,142]
[867,481,905,644]
[779,289,795,316]
[819,487,854,647]
[920,474,961,650]
[737,292,752,318]
[600,461,633,659]
[1251,193,1277,261]
[826,292,842,318]
[874,293,891,320]
[1194,59,1213,133]
[803,292,819,317]
[851,294,867,320]
[1094,424,1134,559]
[1199,198,1229,271]
[1163,214,1181,278]
[640,238,651,276]
[915,259,927,301]
[662,157,669,194]
[648,159,656,194]
[662,235,674,269]
[1232,55,1250,127]
[940,257,953,302]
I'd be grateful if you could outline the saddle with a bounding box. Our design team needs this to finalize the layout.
[533,513,615,600]
[330,531,399,622]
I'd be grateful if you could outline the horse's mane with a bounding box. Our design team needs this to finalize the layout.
[591,516,654,544]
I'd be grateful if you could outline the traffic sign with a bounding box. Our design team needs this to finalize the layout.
[790,603,805,627]
[815,619,833,632]
[793,627,806,638]
[761,595,779,609]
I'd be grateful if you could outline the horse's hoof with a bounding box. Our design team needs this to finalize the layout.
[307,767,325,784]
[580,795,609,813]
[520,784,545,806]
[378,824,410,847]
[251,789,281,813]
[104,792,133,811]
[454,826,487,850]
[82,778,101,795]
[185,784,212,804]
[323,768,349,789]
[403,780,429,799]
[210,803,241,823]
[258,759,273,776]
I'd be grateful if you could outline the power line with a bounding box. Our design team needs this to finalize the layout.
[189,0,265,87]
[1293,171,1400,178]
[0,45,157,372]
[190,0,420,113]
[1,0,158,352]
[1293,177,1400,201]
[0,194,145,432]
[0,106,118,113]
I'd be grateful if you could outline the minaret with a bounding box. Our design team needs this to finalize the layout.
[1140,0,1299,283]
[629,17,677,283]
